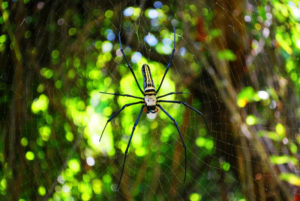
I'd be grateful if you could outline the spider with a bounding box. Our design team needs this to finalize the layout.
[100,27,208,189]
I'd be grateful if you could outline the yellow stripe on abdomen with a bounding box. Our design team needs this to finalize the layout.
[142,64,156,93]
[145,66,151,86]
[144,65,154,88]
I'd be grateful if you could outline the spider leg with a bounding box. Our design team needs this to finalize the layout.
[118,31,145,96]
[99,101,144,142]
[157,104,187,182]
[157,91,189,99]
[117,105,144,189]
[157,100,209,134]
[99,91,143,100]
[156,26,176,93]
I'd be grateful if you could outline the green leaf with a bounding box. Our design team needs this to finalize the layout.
[246,115,259,125]
[31,94,49,114]
[38,186,46,196]
[270,155,298,165]
[190,193,202,201]
[25,151,35,161]
[217,49,236,61]
[258,130,284,141]
[237,87,256,107]
[280,173,300,186]
[68,159,81,173]
[275,123,286,137]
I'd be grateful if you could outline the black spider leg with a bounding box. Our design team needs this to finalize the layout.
[117,105,144,189]
[157,100,210,134]
[118,31,145,96]
[156,26,176,94]
[99,101,144,142]
[157,92,189,99]
[157,104,187,182]
[99,91,143,100]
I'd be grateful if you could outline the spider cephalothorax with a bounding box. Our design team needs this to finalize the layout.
[99,27,209,189]
[144,96,158,119]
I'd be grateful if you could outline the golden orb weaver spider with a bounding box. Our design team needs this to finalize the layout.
[99,27,208,189]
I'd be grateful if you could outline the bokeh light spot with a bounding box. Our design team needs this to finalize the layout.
[221,162,231,171]
[68,159,81,173]
[105,10,113,18]
[148,9,159,19]
[31,94,49,114]
[131,52,142,63]
[246,115,258,125]
[106,29,115,41]
[86,156,95,166]
[40,68,54,79]
[0,34,6,43]
[102,41,113,53]
[123,7,134,17]
[190,193,202,201]
[25,151,35,161]
[258,90,269,100]
[68,27,77,36]
[20,137,28,147]
[144,33,158,46]
[154,1,163,9]
[66,131,74,142]
[38,186,46,196]
[39,126,51,141]
[180,47,186,56]
[92,179,102,194]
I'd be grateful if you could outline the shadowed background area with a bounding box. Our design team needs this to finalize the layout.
[0,0,300,200]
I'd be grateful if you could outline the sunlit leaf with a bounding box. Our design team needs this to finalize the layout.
[217,49,236,61]
[0,34,6,43]
[221,161,231,171]
[270,155,298,165]
[0,178,6,190]
[39,126,51,141]
[246,115,259,125]
[40,68,54,79]
[196,137,214,151]
[68,27,77,36]
[38,186,46,196]
[68,159,81,173]
[92,179,102,194]
[190,193,202,201]
[258,130,284,141]
[275,123,286,137]
[31,94,49,113]
[289,143,298,154]
[25,151,35,161]
[20,138,28,147]
[280,173,300,186]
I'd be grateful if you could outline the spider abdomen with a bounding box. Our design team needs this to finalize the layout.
[142,64,155,94]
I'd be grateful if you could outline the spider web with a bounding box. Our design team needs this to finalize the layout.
[10,0,298,200]
[95,1,244,200]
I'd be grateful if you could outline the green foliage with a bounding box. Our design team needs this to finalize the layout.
[246,115,259,125]
[270,155,298,166]
[280,173,300,187]
[25,151,35,161]
[217,49,236,61]
[1,0,299,200]
[190,193,202,201]
[31,94,49,113]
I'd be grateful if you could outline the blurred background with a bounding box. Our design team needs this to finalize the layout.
[1,0,300,200]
